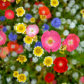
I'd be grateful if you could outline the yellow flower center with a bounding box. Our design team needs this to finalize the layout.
[53,1,56,4]
[42,11,45,14]
[20,56,24,60]
[48,39,53,44]
[36,49,40,53]
[19,27,23,30]
[0,36,2,41]
[2,3,5,6]
[20,76,24,80]
[46,59,51,64]
[68,40,73,45]
[59,62,63,67]
[8,13,11,16]
[31,30,34,32]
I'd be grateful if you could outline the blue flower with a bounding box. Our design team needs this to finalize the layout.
[8,32,17,41]
[34,41,42,48]
[42,24,50,31]
[23,43,26,47]
[51,18,61,28]
[0,16,6,21]
[3,26,7,33]
[25,13,32,20]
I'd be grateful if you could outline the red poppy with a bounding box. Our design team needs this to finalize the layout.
[7,42,19,52]
[53,57,68,73]
[5,9,14,19]
[0,25,3,30]
[45,73,54,83]
[35,2,44,5]
[0,0,11,10]
[38,6,50,15]
[16,45,23,54]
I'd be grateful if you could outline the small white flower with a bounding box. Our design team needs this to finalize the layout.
[23,17,29,23]
[24,3,30,8]
[70,51,75,55]
[63,0,67,3]
[71,59,78,65]
[4,57,9,62]
[17,68,22,73]
[6,25,11,31]
[23,71,29,77]
[58,8,63,12]
[63,30,69,36]
[68,64,71,70]
[70,8,76,15]
[38,4,43,8]
[51,54,56,60]
[32,8,38,14]
[56,12,61,17]
[76,45,83,54]
[11,51,17,57]
[61,38,65,42]
[75,14,81,20]
[78,24,84,31]
[70,22,76,29]
[80,41,84,47]
[73,4,79,10]
[61,18,66,24]
[6,77,11,83]
[24,44,31,50]
[72,72,79,79]
[58,25,64,30]
[16,18,20,22]
[10,65,15,70]
[34,14,39,19]
[66,19,71,24]
[78,31,84,37]
[29,53,32,58]
[65,7,71,12]
[35,65,42,72]
[0,80,2,84]
[32,57,38,63]
[43,19,47,22]
[31,79,37,84]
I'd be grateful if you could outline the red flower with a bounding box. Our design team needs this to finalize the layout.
[35,2,44,5]
[38,6,50,15]
[53,57,68,73]
[7,42,19,52]
[45,73,54,83]
[0,0,11,10]
[5,9,14,19]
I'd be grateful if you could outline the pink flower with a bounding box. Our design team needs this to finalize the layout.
[0,31,6,46]
[46,12,51,19]
[10,0,15,3]
[41,30,61,53]
[62,34,80,52]
[80,76,84,83]
[52,80,57,84]
[26,24,39,37]
[5,9,14,19]
[0,47,9,59]
[16,45,24,54]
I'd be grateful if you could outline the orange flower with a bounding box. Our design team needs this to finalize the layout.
[7,42,19,52]
[38,6,50,15]
[0,47,9,59]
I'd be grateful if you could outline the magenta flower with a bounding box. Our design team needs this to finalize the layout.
[26,24,39,37]
[62,34,80,52]
[41,30,61,53]
[0,31,6,46]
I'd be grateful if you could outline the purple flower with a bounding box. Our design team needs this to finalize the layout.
[42,24,50,31]
[25,13,32,20]
[8,32,17,41]
[34,41,42,48]
[51,18,61,28]
[3,26,7,33]
[0,16,6,21]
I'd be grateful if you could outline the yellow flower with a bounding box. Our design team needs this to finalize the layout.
[17,74,26,82]
[80,9,84,18]
[14,24,18,30]
[40,15,46,20]
[40,63,44,67]
[17,55,27,64]
[33,35,38,42]
[43,56,53,67]
[16,23,26,34]
[50,0,59,7]
[30,17,35,23]
[59,51,64,54]
[16,7,25,17]
[16,0,21,4]
[60,45,67,51]
[62,83,67,84]
[33,46,44,57]
[23,35,33,44]
[13,71,19,77]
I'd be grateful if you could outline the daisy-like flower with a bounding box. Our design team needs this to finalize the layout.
[80,9,84,18]
[13,71,19,77]
[33,46,44,57]
[43,56,53,67]
[16,55,27,64]
[33,35,38,42]
[23,35,33,44]
[50,0,59,7]
[17,74,26,82]
[30,17,35,23]
[16,7,25,17]
[16,23,26,34]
